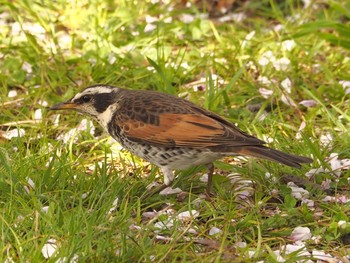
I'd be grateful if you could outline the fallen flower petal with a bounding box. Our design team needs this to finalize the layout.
[288,182,309,200]
[257,76,272,85]
[8,90,18,98]
[209,226,222,236]
[159,187,182,195]
[281,78,292,93]
[3,128,25,140]
[290,226,312,241]
[41,239,58,259]
[34,109,42,120]
[280,94,297,107]
[283,244,311,257]
[312,250,337,263]
[258,88,273,99]
[154,219,174,230]
[282,40,296,51]
[108,197,119,214]
[177,210,199,221]
[273,57,290,71]
[299,100,318,107]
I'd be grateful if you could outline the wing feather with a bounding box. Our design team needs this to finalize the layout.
[114,89,265,148]
[119,113,263,148]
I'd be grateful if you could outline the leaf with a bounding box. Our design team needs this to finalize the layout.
[292,21,350,50]
[146,57,176,94]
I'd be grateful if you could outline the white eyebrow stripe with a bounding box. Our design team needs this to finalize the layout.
[72,86,118,101]
[84,86,116,94]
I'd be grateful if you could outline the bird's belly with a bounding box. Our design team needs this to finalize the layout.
[120,139,220,170]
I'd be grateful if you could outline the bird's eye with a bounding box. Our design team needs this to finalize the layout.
[81,95,91,103]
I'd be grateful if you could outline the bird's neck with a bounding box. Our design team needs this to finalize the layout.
[96,103,119,132]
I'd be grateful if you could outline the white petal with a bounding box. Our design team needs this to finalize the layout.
[257,76,272,85]
[209,226,222,236]
[176,210,199,221]
[235,241,247,248]
[8,90,17,98]
[284,244,307,254]
[34,109,42,120]
[159,187,182,195]
[312,250,337,262]
[245,31,255,40]
[108,197,119,214]
[144,23,157,33]
[129,224,141,230]
[218,12,246,23]
[58,128,77,143]
[55,254,79,263]
[27,177,35,189]
[339,80,350,89]
[295,121,306,140]
[273,250,285,262]
[258,88,273,99]
[312,235,322,244]
[301,198,314,208]
[199,174,208,183]
[3,128,25,140]
[280,94,297,107]
[163,17,172,23]
[321,179,331,190]
[145,15,158,23]
[305,167,325,178]
[290,226,312,241]
[262,50,275,60]
[326,153,343,175]
[53,114,60,126]
[143,212,157,219]
[299,100,318,107]
[187,228,198,234]
[258,50,276,66]
[41,239,58,259]
[302,0,312,8]
[322,196,336,202]
[337,195,350,203]
[320,133,333,147]
[154,219,174,230]
[288,183,309,200]
[179,14,195,23]
[38,100,49,107]
[4,256,15,263]
[338,220,347,228]
[41,206,49,213]
[258,57,270,66]
[282,40,296,51]
[273,57,290,71]
[280,78,292,93]
[22,62,32,73]
[274,24,284,32]
[77,119,94,132]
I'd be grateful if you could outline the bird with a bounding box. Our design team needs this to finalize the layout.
[50,84,312,195]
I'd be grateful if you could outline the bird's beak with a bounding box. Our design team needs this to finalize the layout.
[50,101,77,110]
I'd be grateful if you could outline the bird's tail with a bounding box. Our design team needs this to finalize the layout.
[234,146,312,168]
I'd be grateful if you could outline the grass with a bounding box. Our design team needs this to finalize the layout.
[1,0,350,261]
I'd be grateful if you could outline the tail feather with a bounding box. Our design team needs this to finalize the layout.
[235,146,312,168]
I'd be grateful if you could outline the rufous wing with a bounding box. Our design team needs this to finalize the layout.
[120,113,230,147]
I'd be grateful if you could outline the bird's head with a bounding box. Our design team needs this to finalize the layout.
[50,85,120,126]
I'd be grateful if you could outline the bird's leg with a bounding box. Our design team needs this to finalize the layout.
[155,167,174,193]
[206,163,214,195]
[142,167,174,199]
[162,167,174,186]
